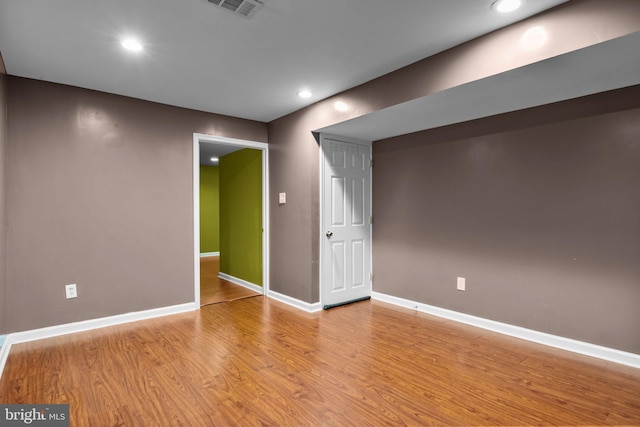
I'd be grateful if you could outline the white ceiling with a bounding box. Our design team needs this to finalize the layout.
[200,141,245,166]
[0,0,568,123]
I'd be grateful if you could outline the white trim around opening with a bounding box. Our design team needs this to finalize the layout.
[193,133,269,307]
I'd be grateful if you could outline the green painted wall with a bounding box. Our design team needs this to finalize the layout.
[200,165,220,253]
[220,149,262,286]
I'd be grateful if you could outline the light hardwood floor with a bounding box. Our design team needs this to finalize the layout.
[1,297,639,426]
[200,256,260,306]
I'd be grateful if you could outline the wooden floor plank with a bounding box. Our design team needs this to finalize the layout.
[1,297,639,426]
[200,256,261,306]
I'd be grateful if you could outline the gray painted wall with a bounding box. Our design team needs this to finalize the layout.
[1,0,640,356]
[0,69,7,334]
[373,87,640,354]
[267,0,640,305]
[5,76,267,333]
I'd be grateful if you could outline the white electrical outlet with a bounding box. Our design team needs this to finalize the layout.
[65,284,77,299]
[457,277,466,291]
[278,192,286,204]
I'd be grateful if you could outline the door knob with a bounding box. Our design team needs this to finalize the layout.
[326,231,333,238]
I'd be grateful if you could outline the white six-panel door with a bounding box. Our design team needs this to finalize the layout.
[320,135,372,308]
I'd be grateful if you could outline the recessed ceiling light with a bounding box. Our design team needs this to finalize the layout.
[492,0,524,13]
[121,37,144,52]
[297,90,312,99]
[210,157,219,163]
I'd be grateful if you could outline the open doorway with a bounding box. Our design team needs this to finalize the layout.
[193,133,269,307]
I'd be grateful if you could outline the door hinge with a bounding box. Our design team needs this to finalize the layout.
[370,159,374,168]
[369,272,374,282]
[369,216,373,224]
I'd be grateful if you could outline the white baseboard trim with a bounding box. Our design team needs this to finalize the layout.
[0,302,197,380]
[268,290,322,313]
[0,342,9,382]
[372,291,640,369]
[218,272,264,295]
[200,252,220,257]
[0,335,7,381]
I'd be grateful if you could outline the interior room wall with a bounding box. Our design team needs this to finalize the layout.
[5,76,267,333]
[200,165,220,254]
[267,0,640,304]
[0,55,7,335]
[372,86,640,354]
[3,0,639,341]
[219,149,262,286]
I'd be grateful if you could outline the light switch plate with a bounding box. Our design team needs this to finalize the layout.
[279,192,286,204]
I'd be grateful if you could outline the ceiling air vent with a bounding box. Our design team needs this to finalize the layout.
[205,0,264,18]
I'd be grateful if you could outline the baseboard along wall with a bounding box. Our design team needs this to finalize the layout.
[2,290,637,383]
[0,303,197,380]
[371,291,640,369]
[200,252,220,257]
[217,272,264,295]
[268,291,322,313]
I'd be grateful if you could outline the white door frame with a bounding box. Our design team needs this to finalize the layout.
[193,133,269,307]
[319,133,372,308]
